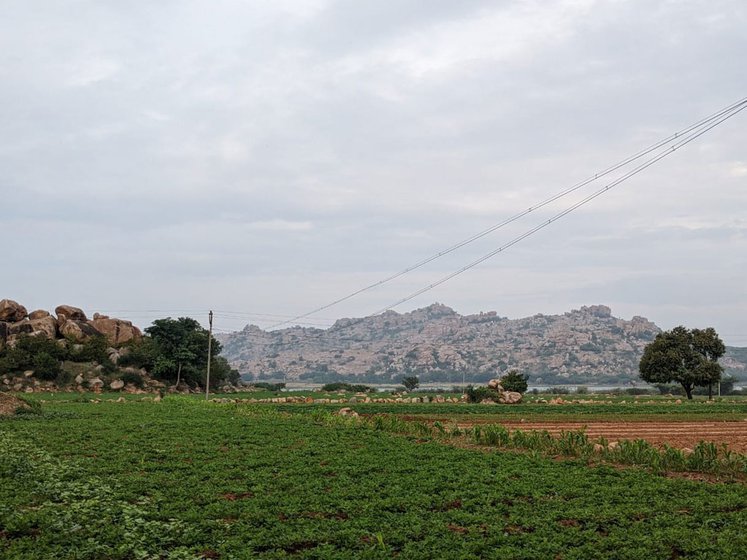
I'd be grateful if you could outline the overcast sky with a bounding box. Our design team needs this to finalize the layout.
[2,0,746,345]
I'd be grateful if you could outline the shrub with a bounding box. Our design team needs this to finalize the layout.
[71,336,116,372]
[120,370,145,388]
[465,385,494,403]
[500,370,528,393]
[542,386,570,395]
[32,352,62,380]
[320,382,372,393]
[252,382,286,392]
[625,387,652,395]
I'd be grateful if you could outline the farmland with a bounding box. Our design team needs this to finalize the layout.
[1,395,746,559]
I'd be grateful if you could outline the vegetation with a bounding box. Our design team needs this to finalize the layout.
[118,317,239,388]
[320,382,373,393]
[0,334,115,381]
[639,326,725,399]
[500,370,529,393]
[251,382,286,392]
[465,384,494,403]
[0,316,239,391]
[1,398,746,558]
[401,375,420,392]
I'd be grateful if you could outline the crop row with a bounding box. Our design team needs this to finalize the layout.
[313,411,746,478]
[1,399,746,559]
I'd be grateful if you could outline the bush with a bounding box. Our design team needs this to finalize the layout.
[625,387,653,395]
[321,382,373,393]
[575,386,589,394]
[72,336,115,372]
[465,385,494,403]
[0,335,67,375]
[542,386,570,395]
[655,384,684,396]
[252,382,286,392]
[32,352,62,380]
[120,370,145,388]
[499,370,528,393]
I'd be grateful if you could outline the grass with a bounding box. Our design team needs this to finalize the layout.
[1,398,746,559]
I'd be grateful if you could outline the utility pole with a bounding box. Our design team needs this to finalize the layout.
[205,310,213,401]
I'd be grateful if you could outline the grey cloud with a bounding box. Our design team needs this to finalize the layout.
[2,0,746,344]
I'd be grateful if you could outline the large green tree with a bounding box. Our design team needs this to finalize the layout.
[639,326,725,400]
[144,317,238,388]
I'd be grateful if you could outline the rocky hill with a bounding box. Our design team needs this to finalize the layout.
[218,304,679,384]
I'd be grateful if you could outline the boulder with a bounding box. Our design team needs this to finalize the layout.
[27,316,58,338]
[337,407,359,417]
[91,316,142,346]
[498,391,523,405]
[59,320,102,342]
[487,379,505,392]
[55,305,87,324]
[110,379,125,390]
[8,320,34,336]
[28,309,50,320]
[0,299,27,322]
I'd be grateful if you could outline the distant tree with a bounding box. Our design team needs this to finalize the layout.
[401,375,420,392]
[500,370,529,393]
[639,326,725,400]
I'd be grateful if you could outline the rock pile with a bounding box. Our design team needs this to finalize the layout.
[483,379,523,404]
[0,299,142,349]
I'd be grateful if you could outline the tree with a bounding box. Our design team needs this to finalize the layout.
[500,370,528,393]
[145,317,237,388]
[639,326,725,400]
[401,375,420,392]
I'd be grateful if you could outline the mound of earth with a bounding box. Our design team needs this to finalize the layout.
[0,392,31,416]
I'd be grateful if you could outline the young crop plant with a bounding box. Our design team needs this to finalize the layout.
[2,397,747,558]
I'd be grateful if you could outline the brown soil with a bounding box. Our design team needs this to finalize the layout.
[456,420,747,453]
[0,392,30,416]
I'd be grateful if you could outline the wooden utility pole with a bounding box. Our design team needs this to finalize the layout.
[205,310,213,400]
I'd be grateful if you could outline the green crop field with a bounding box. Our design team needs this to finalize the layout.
[2,398,746,559]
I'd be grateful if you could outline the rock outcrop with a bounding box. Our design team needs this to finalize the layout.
[55,305,88,323]
[0,299,28,323]
[0,299,141,349]
[91,315,141,346]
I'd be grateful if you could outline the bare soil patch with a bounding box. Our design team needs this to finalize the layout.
[0,393,30,416]
[458,420,747,453]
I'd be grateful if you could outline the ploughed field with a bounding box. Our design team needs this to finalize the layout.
[1,395,746,559]
[453,420,747,453]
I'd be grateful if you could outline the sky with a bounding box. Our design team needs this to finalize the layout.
[2,0,746,345]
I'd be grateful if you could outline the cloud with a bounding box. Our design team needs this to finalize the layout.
[1,0,746,345]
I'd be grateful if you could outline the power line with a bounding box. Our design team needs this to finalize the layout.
[267,96,747,329]
[370,100,747,316]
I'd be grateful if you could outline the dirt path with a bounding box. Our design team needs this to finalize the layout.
[457,421,747,452]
